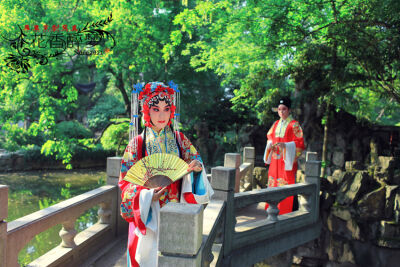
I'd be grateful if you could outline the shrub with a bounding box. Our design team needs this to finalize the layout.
[54,121,93,139]
[0,123,44,151]
[100,118,129,155]
[87,95,125,131]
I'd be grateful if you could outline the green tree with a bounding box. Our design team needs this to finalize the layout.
[166,0,400,119]
[165,0,400,174]
[0,0,240,167]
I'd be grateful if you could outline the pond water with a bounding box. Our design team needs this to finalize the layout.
[0,169,107,266]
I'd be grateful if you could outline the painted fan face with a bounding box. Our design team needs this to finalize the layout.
[124,153,189,188]
[149,100,171,132]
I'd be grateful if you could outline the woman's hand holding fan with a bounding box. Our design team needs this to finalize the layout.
[152,186,167,201]
[187,160,202,173]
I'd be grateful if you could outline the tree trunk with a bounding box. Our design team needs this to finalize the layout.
[109,68,131,116]
[321,102,331,178]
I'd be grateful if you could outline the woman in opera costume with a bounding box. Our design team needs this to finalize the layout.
[264,97,305,215]
[118,81,214,267]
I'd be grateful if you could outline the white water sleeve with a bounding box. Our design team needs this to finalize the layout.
[264,140,273,164]
[181,162,214,204]
[284,141,296,171]
[135,189,160,267]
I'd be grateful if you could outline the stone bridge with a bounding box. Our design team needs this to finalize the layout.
[0,148,321,267]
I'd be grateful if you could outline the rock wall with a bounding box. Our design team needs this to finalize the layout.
[291,157,400,267]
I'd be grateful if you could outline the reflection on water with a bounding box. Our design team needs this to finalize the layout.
[0,169,107,266]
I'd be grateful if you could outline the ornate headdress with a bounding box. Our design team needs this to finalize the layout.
[130,81,181,148]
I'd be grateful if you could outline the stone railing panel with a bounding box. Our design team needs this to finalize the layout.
[98,202,112,224]
[233,209,312,247]
[6,185,116,267]
[234,183,316,210]
[29,223,112,267]
[202,200,225,266]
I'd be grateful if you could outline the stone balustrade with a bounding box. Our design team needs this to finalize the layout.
[158,151,321,267]
[0,157,125,267]
[2,185,117,267]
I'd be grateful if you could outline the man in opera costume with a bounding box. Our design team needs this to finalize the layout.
[264,97,305,215]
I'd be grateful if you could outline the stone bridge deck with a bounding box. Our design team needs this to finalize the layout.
[84,203,266,267]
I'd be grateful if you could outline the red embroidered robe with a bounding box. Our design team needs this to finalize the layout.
[264,116,305,215]
[119,128,212,267]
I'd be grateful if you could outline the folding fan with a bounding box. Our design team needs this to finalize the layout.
[124,153,189,188]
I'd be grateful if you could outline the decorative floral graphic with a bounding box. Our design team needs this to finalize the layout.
[2,12,115,73]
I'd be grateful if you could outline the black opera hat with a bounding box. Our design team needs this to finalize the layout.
[277,97,291,109]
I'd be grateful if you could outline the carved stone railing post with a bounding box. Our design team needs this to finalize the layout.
[266,201,280,222]
[0,185,8,267]
[299,192,312,213]
[98,201,112,224]
[203,250,214,267]
[211,167,236,257]
[304,152,321,222]
[158,203,204,266]
[395,194,400,224]
[243,147,255,191]
[59,219,77,248]
[224,153,241,193]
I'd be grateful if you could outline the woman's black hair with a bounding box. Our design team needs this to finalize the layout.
[141,126,147,158]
